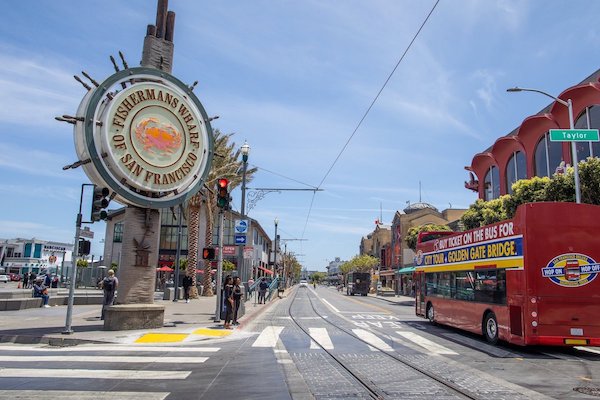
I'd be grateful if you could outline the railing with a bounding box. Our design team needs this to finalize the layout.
[266,277,279,301]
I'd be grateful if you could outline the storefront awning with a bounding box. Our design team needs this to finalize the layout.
[397,267,415,274]
[257,266,274,275]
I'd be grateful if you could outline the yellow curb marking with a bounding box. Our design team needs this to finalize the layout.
[192,328,233,337]
[135,333,188,343]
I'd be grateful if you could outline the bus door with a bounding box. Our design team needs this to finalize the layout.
[414,272,425,316]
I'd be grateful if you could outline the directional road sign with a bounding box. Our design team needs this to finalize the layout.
[235,235,247,244]
[549,129,599,142]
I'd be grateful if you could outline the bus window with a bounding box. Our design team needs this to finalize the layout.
[474,270,506,304]
[455,271,475,301]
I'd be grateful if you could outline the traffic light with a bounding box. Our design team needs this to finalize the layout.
[216,178,230,209]
[202,248,215,260]
[91,186,110,222]
[78,239,91,256]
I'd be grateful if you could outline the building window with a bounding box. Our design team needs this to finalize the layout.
[505,151,527,194]
[575,105,600,159]
[113,223,123,243]
[483,165,500,200]
[534,132,562,177]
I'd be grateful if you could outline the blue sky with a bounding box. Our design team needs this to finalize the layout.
[2,1,600,271]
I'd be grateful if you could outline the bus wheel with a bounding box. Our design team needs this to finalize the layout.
[483,312,499,344]
[426,303,435,323]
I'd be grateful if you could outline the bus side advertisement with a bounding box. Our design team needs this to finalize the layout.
[414,202,600,346]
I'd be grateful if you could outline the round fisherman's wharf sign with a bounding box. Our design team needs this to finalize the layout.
[74,68,214,208]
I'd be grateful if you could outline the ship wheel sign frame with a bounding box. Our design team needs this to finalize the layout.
[73,67,214,209]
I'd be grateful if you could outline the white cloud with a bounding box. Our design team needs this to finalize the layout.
[0,220,73,244]
[0,142,76,178]
[0,50,80,129]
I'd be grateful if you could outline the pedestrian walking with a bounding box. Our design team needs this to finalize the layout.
[232,276,242,325]
[22,272,29,289]
[29,273,36,289]
[258,277,268,304]
[247,277,254,295]
[182,274,193,303]
[100,269,118,320]
[33,278,50,308]
[223,276,234,329]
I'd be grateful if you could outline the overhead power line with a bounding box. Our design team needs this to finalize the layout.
[301,0,440,239]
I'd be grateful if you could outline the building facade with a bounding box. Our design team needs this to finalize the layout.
[326,257,345,285]
[103,206,274,281]
[390,203,466,296]
[466,69,600,200]
[360,223,392,289]
[0,238,73,277]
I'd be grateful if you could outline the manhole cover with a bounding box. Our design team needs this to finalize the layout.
[574,387,600,397]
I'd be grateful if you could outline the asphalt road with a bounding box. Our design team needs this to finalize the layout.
[1,285,599,399]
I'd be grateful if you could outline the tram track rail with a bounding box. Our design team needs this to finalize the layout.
[288,286,483,400]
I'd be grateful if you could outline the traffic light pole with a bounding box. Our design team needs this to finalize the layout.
[63,184,88,334]
[213,209,225,322]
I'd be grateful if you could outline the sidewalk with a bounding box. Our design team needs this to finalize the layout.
[0,291,278,346]
[368,292,415,306]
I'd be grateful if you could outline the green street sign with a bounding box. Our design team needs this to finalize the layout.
[549,129,600,142]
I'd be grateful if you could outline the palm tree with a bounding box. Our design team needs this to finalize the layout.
[185,129,257,297]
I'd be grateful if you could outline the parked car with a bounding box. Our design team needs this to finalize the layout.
[9,273,21,281]
[0,275,9,283]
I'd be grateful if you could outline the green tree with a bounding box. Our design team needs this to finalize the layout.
[309,272,327,283]
[405,224,452,251]
[340,254,378,275]
[186,129,257,297]
[223,260,236,272]
[76,259,88,268]
[579,157,600,205]
[503,176,550,217]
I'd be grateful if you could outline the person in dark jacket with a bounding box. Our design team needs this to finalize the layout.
[223,276,234,329]
[232,276,242,325]
[182,275,193,303]
[101,269,118,320]
[258,277,268,304]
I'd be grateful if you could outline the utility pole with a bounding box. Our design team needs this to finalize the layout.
[214,210,225,322]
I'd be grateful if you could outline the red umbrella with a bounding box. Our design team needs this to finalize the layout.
[157,266,174,272]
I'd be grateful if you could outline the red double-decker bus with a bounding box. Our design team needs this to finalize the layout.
[414,202,600,346]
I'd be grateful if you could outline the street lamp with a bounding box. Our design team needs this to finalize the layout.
[507,87,581,203]
[274,218,279,278]
[240,141,250,216]
[239,141,250,284]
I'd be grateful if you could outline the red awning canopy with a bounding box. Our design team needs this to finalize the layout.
[157,266,174,272]
[257,266,274,275]
[195,269,216,274]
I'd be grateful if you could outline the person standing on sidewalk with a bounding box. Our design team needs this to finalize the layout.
[223,276,234,329]
[258,277,268,304]
[182,274,193,303]
[232,276,242,325]
[22,272,29,289]
[100,269,118,320]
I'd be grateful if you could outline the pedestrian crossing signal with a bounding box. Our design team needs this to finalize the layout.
[202,248,215,260]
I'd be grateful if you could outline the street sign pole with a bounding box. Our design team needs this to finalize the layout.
[568,100,581,204]
[214,210,224,322]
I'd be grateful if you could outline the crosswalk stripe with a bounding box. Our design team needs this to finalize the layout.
[0,368,191,380]
[309,327,333,350]
[575,346,600,355]
[0,390,169,400]
[252,326,284,347]
[0,355,208,363]
[396,331,458,355]
[0,345,220,353]
[352,329,394,351]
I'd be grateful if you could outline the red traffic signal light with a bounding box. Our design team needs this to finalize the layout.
[217,178,230,209]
